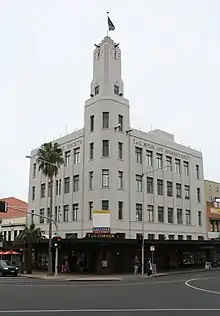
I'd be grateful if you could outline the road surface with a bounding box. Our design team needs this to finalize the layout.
[0,271,220,315]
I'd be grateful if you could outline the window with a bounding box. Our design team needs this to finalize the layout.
[41,183,46,198]
[198,211,202,226]
[14,230,17,239]
[32,186,35,201]
[63,205,69,222]
[102,169,109,188]
[136,174,143,192]
[102,200,109,210]
[118,201,123,220]
[197,188,201,203]
[118,114,123,131]
[95,85,99,95]
[157,179,163,195]
[184,185,190,199]
[196,164,200,179]
[40,208,44,224]
[89,142,94,160]
[89,171,94,190]
[90,115,94,132]
[114,85,119,95]
[118,142,123,159]
[74,147,80,164]
[183,161,189,176]
[166,156,172,171]
[158,206,164,223]
[59,180,61,195]
[72,204,78,221]
[33,163,36,178]
[64,151,71,167]
[187,235,192,241]
[31,210,34,224]
[156,153,162,168]
[147,205,154,222]
[48,181,51,197]
[64,177,70,194]
[89,201,93,220]
[56,180,61,196]
[175,159,181,173]
[54,206,60,223]
[169,235,175,240]
[186,209,191,225]
[56,180,59,195]
[146,150,153,167]
[136,203,142,221]
[8,231,11,242]
[135,147,142,164]
[118,171,123,189]
[167,181,173,197]
[176,183,182,198]
[3,231,6,240]
[177,209,182,224]
[102,140,109,157]
[168,208,174,224]
[178,235,183,240]
[159,234,165,240]
[147,177,153,194]
[73,175,79,192]
[102,112,109,129]
[148,234,155,240]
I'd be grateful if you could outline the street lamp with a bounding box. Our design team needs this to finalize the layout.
[25,155,59,276]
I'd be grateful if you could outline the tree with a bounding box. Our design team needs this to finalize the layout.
[37,142,64,275]
[17,224,44,274]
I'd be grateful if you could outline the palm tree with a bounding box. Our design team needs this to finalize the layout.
[17,224,44,273]
[37,142,64,275]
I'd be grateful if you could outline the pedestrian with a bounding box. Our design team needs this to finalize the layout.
[147,258,152,277]
[133,256,140,275]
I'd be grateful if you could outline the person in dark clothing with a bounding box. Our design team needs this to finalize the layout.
[147,258,152,277]
[133,256,140,275]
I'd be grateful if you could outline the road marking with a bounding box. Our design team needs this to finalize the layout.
[0,279,189,288]
[185,277,220,295]
[0,308,220,313]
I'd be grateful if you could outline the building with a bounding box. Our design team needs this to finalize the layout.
[204,180,220,240]
[28,35,207,242]
[205,180,220,202]
[0,197,27,241]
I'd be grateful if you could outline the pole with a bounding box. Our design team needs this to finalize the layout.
[106,12,109,36]
[141,171,145,276]
[55,247,58,276]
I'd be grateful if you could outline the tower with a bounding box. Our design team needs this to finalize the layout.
[82,36,130,234]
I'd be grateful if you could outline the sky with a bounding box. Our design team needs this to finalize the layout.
[0,0,219,202]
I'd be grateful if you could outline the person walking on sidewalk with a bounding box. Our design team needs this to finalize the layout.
[147,258,153,277]
[133,256,140,275]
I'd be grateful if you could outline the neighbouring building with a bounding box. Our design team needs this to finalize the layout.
[205,180,220,240]
[0,197,27,241]
[27,35,207,242]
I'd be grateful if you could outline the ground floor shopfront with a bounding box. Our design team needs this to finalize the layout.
[32,236,220,274]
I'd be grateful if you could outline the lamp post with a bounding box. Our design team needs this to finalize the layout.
[25,155,59,276]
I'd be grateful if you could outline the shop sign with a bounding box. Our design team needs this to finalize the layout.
[133,138,190,160]
[85,233,120,240]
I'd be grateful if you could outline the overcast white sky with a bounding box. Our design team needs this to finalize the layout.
[0,0,219,202]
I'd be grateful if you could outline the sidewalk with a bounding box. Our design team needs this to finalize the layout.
[19,267,220,281]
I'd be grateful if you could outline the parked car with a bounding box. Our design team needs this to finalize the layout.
[0,260,18,277]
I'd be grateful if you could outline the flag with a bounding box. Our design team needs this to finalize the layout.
[108,16,115,31]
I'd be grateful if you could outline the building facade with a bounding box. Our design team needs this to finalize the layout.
[0,197,27,241]
[205,180,220,202]
[28,35,207,241]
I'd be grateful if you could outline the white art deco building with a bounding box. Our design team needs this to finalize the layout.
[28,35,207,241]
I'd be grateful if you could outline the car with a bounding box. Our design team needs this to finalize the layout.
[0,260,19,277]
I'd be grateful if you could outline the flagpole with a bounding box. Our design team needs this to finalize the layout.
[106,11,109,36]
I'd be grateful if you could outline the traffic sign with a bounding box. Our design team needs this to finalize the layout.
[150,246,155,251]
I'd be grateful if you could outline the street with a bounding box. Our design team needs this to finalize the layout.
[0,271,220,315]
